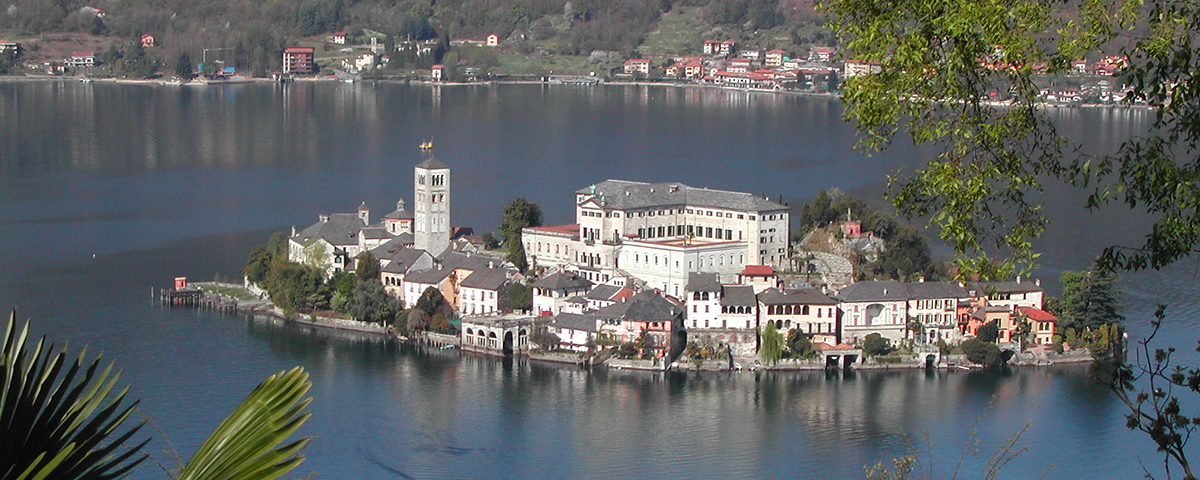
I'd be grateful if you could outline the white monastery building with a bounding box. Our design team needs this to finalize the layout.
[522,180,790,298]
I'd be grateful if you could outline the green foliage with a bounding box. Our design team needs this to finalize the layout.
[961,338,1002,366]
[797,188,868,235]
[263,260,326,313]
[354,251,380,282]
[861,333,894,357]
[177,367,311,480]
[175,52,193,79]
[1,309,149,480]
[345,279,401,324]
[786,329,816,359]
[825,0,1200,278]
[975,321,999,344]
[760,322,784,365]
[1059,267,1125,332]
[615,342,638,359]
[427,313,455,334]
[506,282,532,312]
[508,242,529,273]
[867,226,941,281]
[481,232,499,250]
[415,286,446,317]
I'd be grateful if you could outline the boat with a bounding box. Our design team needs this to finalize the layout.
[419,139,433,150]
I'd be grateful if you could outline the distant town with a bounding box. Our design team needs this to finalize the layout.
[177,153,1119,374]
[0,7,1137,105]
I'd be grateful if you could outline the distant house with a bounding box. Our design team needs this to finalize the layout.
[808,47,837,63]
[843,60,882,78]
[68,51,95,67]
[758,287,840,345]
[332,31,347,44]
[282,47,314,74]
[718,40,736,57]
[593,290,686,359]
[431,64,444,81]
[741,48,764,61]
[623,59,651,75]
[1018,306,1058,346]
[553,312,598,352]
[140,34,155,48]
[486,34,499,47]
[765,49,787,66]
[531,271,594,316]
[0,41,19,58]
[702,39,721,55]
[737,265,779,293]
[459,268,517,316]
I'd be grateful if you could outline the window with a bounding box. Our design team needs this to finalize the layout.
[737,214,744,219]
[749,215,757,220]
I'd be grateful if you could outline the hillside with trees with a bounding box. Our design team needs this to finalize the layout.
[0,0,831,77]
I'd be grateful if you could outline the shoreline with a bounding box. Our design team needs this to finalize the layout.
[1,73,1153,109]
[188,282,1100,373]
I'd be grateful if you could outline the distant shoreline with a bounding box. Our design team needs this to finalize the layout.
[0,74,1153,109]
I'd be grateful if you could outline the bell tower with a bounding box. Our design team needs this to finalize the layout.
[414,157,451,254]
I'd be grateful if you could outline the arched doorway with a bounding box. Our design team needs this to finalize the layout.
[925,354,937,369]
[503,331,514,356]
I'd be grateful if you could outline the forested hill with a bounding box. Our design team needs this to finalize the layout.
[0,0,828,74]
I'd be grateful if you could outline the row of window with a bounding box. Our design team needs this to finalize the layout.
[914,299,954,310]
[766,305,837,318]
[637,225,737,241]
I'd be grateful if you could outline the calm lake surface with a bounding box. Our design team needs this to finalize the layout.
[0,81,1191,479]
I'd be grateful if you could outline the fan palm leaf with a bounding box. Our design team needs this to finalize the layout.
[1,309,148,480]
[176,367,311,480]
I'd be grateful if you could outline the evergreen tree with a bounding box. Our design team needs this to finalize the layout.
[355,251,380,281]
[175,52,193,79]
[1059,267,1124,331]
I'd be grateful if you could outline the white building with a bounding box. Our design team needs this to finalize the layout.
[904,280,971,343]
[531,271,594,316]
[522,179,790,297]
[835,280,909,343]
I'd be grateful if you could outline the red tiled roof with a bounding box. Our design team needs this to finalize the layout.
[1018,306,1057,322]
[71,51,94,57]
[284,47,314,53]
[527,223,579,235]
[741,265,775,276]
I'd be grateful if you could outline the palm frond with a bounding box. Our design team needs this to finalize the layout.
[1,308,148,480]
[176,367,311,480]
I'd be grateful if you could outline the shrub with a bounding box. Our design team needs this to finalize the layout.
[862,333,895,356]
[961,338,1002,366]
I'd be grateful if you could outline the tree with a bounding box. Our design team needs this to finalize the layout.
[823,0,1151,278]
[481,232,499,249]
[961,338,1003,367]
[345,279,400,324]
[416,286,446,316]
[2,310,313,480]
[499,197,543,272]
[176,51,193,79]
[861,333,894,357]
[507,282,532,312]
[975,321,1000,343]
[1058,267,1125,332]
[786,329,815,359]
[354,251,380,282]
[760,322,784,365]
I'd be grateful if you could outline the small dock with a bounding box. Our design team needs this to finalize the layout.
[157,287,239,312]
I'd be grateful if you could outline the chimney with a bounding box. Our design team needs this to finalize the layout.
[291,226,296,236]
[1035,278,1041,287]
[1016,276,1022,284]
[319,214,329,222]
[918,276,925,283]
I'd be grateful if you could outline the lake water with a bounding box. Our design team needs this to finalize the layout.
[0,80,1189,479]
